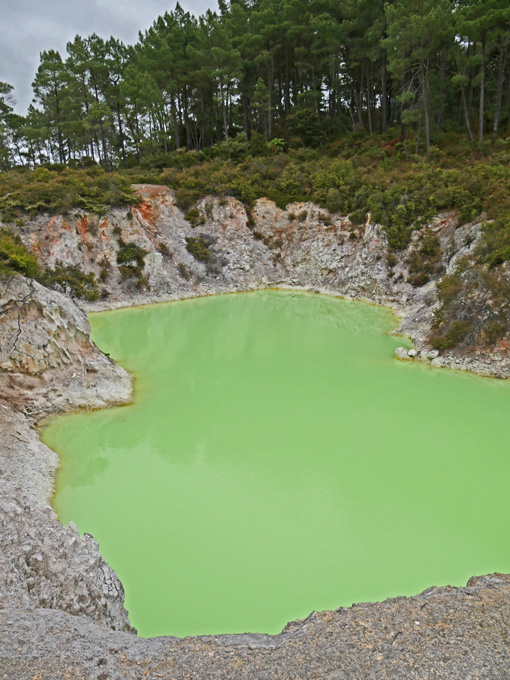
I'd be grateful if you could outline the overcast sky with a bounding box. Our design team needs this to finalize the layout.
[0,0,217,113]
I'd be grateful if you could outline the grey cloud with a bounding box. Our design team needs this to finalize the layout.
[0,0,216,113]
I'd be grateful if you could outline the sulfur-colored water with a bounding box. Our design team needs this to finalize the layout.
[43,291,510,638]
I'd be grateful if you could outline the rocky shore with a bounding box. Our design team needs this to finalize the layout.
[3,573,510,679]
[1,185,509,678]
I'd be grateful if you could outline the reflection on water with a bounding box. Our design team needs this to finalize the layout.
[43,291,510,638]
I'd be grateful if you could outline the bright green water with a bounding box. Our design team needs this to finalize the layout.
[43,291,510,638]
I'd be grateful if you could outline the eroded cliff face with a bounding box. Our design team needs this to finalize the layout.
[14,185,405,304]
[11,183,510,377]
[0,274,132,413]
[0,275,134,633]
[0,479,133,633]
[1,187,510,678]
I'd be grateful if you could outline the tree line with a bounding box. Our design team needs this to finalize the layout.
[0,0,509,169]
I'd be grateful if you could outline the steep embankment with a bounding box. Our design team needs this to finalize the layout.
[0,275,134,633]
[1,185,510,678]
[14,183,510,377]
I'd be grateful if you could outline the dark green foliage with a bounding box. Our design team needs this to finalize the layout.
[431,320,473,350]
[483,321,506,345]
[477,220,510,268]
[42,264,100,301]
[407,230,442,286]
[0,228,39,278]
[286,109,324,148]
[430,256,510,350]
[0,0,507,172]
[116,240,147,278]
[184,208,205,228]
[349,210,367,227]
[326,188,342,214]
[0,168,136,221]
[186,237,210,261]
[436,272,463,304]
[125,133,510,252]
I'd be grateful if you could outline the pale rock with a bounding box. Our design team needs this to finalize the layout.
[395,347,411,361]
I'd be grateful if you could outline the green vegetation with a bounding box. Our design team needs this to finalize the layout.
[126,133,508,252]
[0,228,100,302]
[0,0,508,167]
[116,240,148,279]
[41,264,100,301]
[186,236,211,262]
[0,228,39,277]
[184,208,205,228]
[0,0,508,351]
[407,230,443,287]
[431,238,510,350]
[0,167,136,222]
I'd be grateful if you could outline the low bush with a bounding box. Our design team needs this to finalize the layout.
[431,320,473,350]
[42,264,100,301]
[186,236,211,261]
[0,167,137,221]
[407,229,442,287]
[116,240,147,278]
[185,208,205,227]
[0,228,39,278]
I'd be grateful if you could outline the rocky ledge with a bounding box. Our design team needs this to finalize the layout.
[2,574,510,679]
[11,184,510,378]
[0,275,134,636]
[1,187,510,678]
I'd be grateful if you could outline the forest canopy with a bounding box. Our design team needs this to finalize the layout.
[0,0,509,168]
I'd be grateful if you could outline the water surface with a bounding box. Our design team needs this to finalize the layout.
[43,291,510,638]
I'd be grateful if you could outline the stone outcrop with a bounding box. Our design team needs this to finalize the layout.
[0,479,133,633]
[1,186,510,678]
[1,574,510,679]
[0,275,133,634]
[11,184,510,377]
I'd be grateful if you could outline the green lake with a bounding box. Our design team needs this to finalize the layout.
[42,290,510,638]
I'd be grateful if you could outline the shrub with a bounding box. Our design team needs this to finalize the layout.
[42,264,99,301]
[407,229,442,287]
[185,208,205,228]
[482,321,506,344]
[186,236,210,261]
[326,188,342,213]
[286,108,324,147]
[387,253,397,268]
[0,167,137,221]
[477,220,510,268]
[0,229,39,278]
[116,240,147,278]
[431,320,473,349]
[349,209,366,226]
